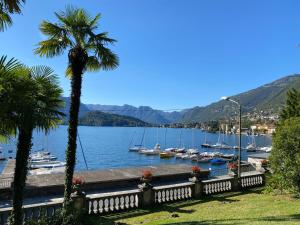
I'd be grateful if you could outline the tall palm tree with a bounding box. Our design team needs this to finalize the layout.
[0,56,64,225]
[0,0,25,31]
[35,6,119,205]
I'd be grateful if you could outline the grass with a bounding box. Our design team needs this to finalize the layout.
[94,188,300,225]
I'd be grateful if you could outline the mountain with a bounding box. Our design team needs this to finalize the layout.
[60,97,90,118]
[78,110,150,127]
[85,104,183,124]
[181,74,300,122]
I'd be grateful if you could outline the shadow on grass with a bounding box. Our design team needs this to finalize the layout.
[94,188,272,225]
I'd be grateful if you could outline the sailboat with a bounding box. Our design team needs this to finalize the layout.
[129,128,148,152]
[201,132,212,148]
[246,134,257,152]
[140,127,161,155]
[211,129,232,149]
[187,129,199,155]
[160,128,177,158]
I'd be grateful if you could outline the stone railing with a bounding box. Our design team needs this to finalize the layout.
[241,173,264,188]
[153,182,194,204]
[0,171,265,225]
[202,177,233,195]
[0,178,11,189]
[87,189,141,214]
[0,201,62,225]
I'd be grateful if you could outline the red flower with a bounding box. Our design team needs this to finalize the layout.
[261,159,268,165]
[72,177,85,186]
[228,163,238,170]
[142,170,153,179]
[192,166,201,173]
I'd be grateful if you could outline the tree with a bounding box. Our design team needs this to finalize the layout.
[280,88,300,120]
[0,56,64,225]
[270,89,300,193]
[270,117,300,193]
[35,6,119,206]
[0,0,25,31]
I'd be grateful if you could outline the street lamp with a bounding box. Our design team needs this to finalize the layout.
[221,96,242,178]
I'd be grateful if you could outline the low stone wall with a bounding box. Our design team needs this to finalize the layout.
[0,171,265,225]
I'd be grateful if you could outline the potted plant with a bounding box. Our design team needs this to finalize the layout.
[228,162,238,175]
[190,166,201,182]
[139,170,153,190]
[72,177,85,196]
[261,159,268,170]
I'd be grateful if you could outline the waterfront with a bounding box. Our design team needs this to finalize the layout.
[0,126,272,173]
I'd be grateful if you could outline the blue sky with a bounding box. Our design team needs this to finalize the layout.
[1,0,300,110]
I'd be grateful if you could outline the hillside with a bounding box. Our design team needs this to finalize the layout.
[85,104,183,125]
[78,110,150,127]
[181,74,300,122]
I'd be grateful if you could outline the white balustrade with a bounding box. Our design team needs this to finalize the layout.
[154,182,193,204]
[203,178,232,194]
[241,175,263,188]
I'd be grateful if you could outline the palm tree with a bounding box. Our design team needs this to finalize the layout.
[0,56,64,225]
[35,6,119,206]
[0,0,25,31]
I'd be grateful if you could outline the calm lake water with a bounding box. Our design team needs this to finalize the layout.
[0,126,272,173]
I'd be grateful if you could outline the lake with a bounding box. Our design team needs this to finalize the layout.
[0,126,272,173]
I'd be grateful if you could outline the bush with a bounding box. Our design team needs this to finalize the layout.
[270,117,300,193]
[24,209,96,225]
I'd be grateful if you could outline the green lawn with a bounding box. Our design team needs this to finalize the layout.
[96,189,300,225]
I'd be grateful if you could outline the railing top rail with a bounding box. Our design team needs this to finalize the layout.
[0,200,63,213]
[241,171,264,178]
[153,182,194,190]
[87,189,141,199]
[202,176,233,183]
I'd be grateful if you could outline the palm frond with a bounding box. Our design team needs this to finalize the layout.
[2,0,25,13]
[0,10,12,31]
[0,55,22,73]
[95,45,119,70]
[34,38,68,57]
[85,56,101,72]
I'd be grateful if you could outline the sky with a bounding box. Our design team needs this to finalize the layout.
[1,0,300,110]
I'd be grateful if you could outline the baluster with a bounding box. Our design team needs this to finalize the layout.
[157,191,162,203]
[120,196,125,210]
[181,187,185,199]
[110,198,114,211]
[103,199,109,212]
[184,187,188,198]
[129,195,134,208]
[162,190,166,202]
[125,196,130,209]
[174,189,177,200]
[115,197,120,211]
[170,189,174,201]
[166,189,170,202]
[135,194,139,207]
[177,188,181,199]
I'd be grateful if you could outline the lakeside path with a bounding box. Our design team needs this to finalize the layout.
[1,161,206,209]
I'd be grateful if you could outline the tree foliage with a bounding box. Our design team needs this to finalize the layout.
[0,55,64,225]
[35,6,119,210]
[270,117,300,192]
[270,88,300,193]
[280,88,300,120]
[0,0,25,31]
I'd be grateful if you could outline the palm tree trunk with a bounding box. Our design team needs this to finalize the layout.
[64,47,87,205]
[10,127,33,225]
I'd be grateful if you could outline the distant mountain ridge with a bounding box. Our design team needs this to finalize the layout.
[60,74,300,125]
[85,104,183,124]
[181,74,300,122]
[78,110,150,127]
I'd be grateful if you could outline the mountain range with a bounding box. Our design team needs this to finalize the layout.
[181,74,300,122]
[60,74,300,125]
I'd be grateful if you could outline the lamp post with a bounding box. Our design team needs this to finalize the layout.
[221,96,242,178]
